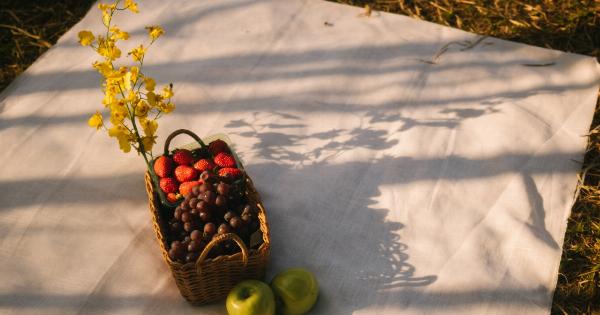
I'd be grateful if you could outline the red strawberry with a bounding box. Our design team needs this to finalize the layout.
[218,167,243,179]
[153,156,174,178]
[159,177,178,194]
[193,159,216,172]
[209,139,229,155]
[166,193,180,202]
[172,149,194,165]
[175,165,198,183]
[214,152,236,168]
[179,181,200,196]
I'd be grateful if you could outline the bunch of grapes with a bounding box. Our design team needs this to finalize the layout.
[166,170,260,263]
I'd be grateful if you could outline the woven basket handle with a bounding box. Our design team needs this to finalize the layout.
[196,233,249,275]
[163,129,207,156]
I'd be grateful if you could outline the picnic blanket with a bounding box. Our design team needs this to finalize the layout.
[1,0,599,314]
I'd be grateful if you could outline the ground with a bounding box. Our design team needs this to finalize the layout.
[0,0,598,313]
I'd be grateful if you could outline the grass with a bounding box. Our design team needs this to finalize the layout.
[0,0,598,314]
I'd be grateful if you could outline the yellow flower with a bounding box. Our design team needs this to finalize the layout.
[109,101,128,124]
[102,84,119,107]
[162,84,174,99]
[159,102,175,113]
[87,111,103,129]
[139,118,158,136]
[130,66,139,83]
[145,25,164,41]
[78,30,95,46]
[125,0,139,13]
[108,125,132,153]
[144,77,155,92]
[98,3,116,26]
[97,37,121,61]
[110,27,130,41]
[92,61,112,77]
[141,136,156,152]
[129,45,146,62]
[134,100,150,117]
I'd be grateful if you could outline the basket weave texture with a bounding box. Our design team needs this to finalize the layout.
[144,171,271,304]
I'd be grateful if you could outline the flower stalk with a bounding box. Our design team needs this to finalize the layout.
[79,0,174,170]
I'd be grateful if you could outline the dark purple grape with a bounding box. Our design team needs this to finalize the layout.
[191,185,201,196]
[242,205,252,215]
[189,197,198,209]
[188,240,201,252]
[183,236,191,244]
[199,182,212,193]
[218,223,232,235]
[174,207,182,220]
[181,201,190,211]
[185,251,199,263]
[199,210,211,222]
[215,195,227,207]
[170,222,182,233]
[203,190,216,204]
[190,230,202,241]
[200,171,212,182]
[170,241,185,261]
[241,213,252,224]
[184,222,195,232]
[181,212,191,223]
[230,216,242,229]
[204,222,216,235]
[196,200,208,211]
[217,182,230,196]
[224,211,236,222]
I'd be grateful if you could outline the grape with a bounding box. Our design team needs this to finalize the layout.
[191,185,200,196]
[181,200,190,210]
[203,190,216,204]
[184,222,195,232]
[181,212,191,223]
[188,240,201,252]
[204,222,216,235]
[224,211,236,222]
[189,197,198,209]
[190,229,202,241]
[199,210,211,222]
[174,207,182,220]
[215,195,227,207]
[230,216,242,229]
[218,223,232,234]
[196,200,208,211]
[217,182,230,196]
[200,171,212,182]
[241,213,252,224]
[170,222,182,233]
[185,251,199,263]
[242,205,252,216]
[199,182,212,193]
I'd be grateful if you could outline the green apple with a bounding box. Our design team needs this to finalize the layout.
[270,268,319,315]
[226,280,275,315]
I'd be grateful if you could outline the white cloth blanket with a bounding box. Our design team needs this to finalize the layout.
[0,0,599,314]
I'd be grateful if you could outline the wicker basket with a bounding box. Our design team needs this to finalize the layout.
[144,131,271,305]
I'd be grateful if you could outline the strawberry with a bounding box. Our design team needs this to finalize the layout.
[208,139,229,155]
[175,165,198,183]
[193,159,216,172]
[172,149,194,165]
[218,167,243,179]
[179,181,201,196]
[159,177,178,194]
[166,193,180,202]
[213,152,236,168]
[153,156,174,178]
